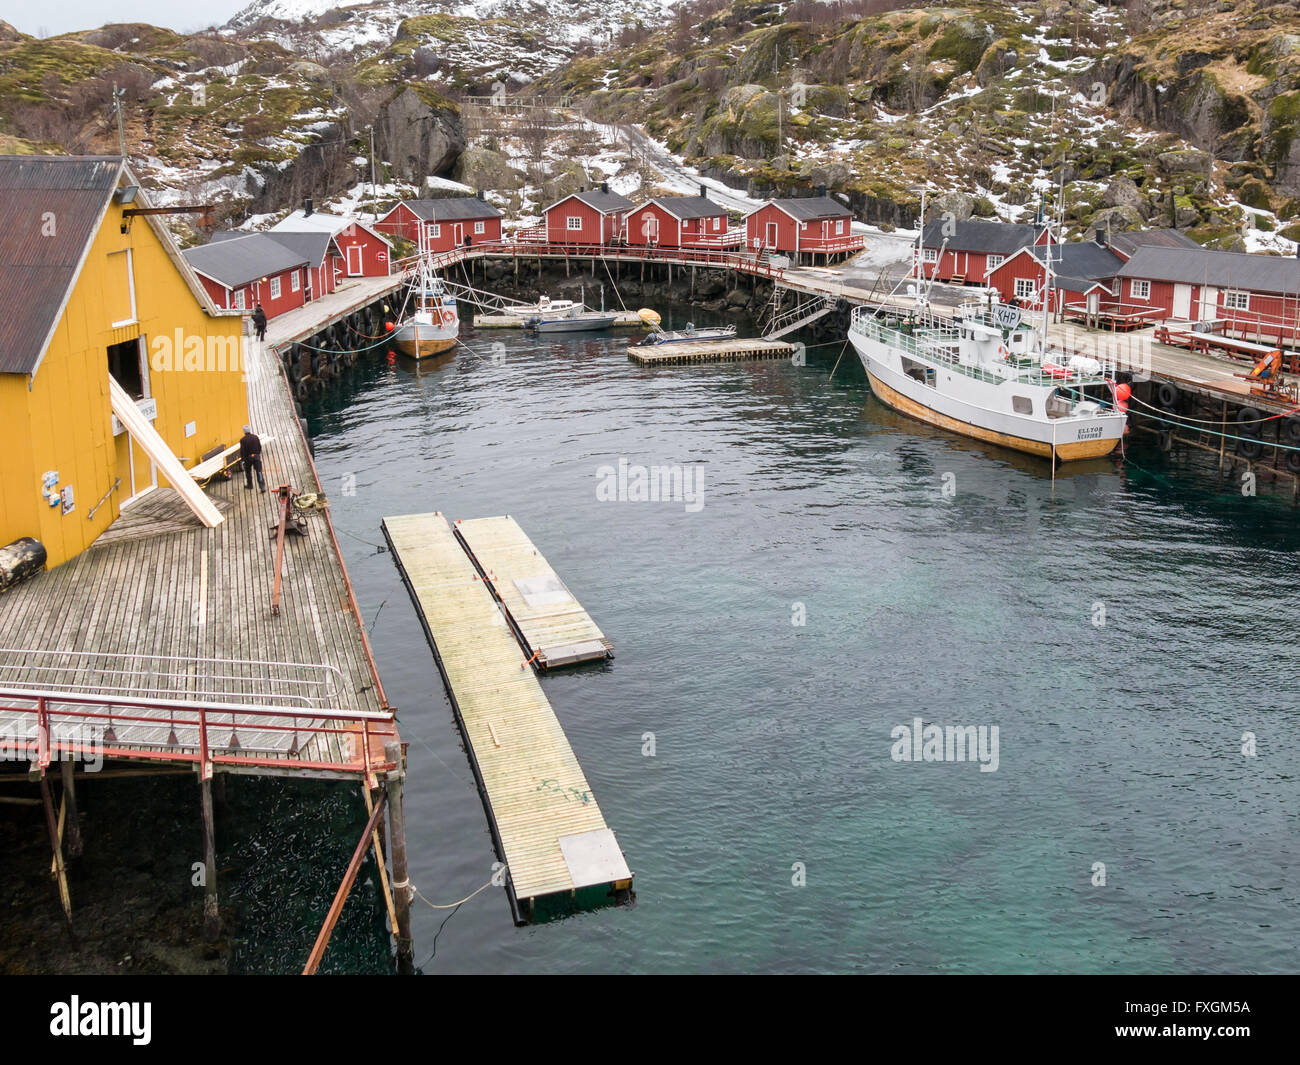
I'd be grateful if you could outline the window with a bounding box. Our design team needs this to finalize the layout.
[474,220,485,234]
[233,289,245,310]
[714,217,722,230]
[567,216,583,230]
[1225,290,1250,311]
[922,247,938,263]
[1130,279,1150,300]
[1015,277,1036,300]
[836,219,844,235]
[269,276,281,300]
[1011,395,1033,415]
[106,249,136,327]
[290,270,300,293]
[987,254,1005,270]
[428,223,441,239]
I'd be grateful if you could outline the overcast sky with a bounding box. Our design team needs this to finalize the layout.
[0,1,247,36]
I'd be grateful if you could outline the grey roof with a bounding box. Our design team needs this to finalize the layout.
[1105,228,1199,258]
[1028,241,1126,291]
[767,195,850,220]
[923,219,1042,255]
[183,233,310,289]
[0,155,123,375]
[647,195,726,220]
[1115,245,1300,294]
[400,196,502,221]
[554,188,635,214]
[264,230,333,267]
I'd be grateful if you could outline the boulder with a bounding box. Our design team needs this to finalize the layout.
[1089,205,1145,232]
[1156,148,1212,177]
[376,86,465,183]
[1101,176,1146,212]
[928,190,975,221]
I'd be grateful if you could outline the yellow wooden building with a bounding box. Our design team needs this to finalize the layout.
[0,155,248,568]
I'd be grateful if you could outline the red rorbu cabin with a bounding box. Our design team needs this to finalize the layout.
[744,191,858,264]
[376,196,504,251]
[626,190,730,249]
[543,186,635,246]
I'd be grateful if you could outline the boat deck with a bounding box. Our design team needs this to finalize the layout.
[629,337,794,365]
[381,512,630,922]
[0,337,396,780]
[453,516,612,669]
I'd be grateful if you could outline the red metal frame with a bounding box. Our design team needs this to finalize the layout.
[0,687,397,776]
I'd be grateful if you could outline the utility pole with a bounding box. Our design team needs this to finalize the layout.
[369,126,377,218]
[113,83,126,158]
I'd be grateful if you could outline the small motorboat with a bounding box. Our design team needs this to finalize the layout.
[636,310,738,346]
[524,293,617,332]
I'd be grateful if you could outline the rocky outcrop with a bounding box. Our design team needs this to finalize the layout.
[375,86,464,184]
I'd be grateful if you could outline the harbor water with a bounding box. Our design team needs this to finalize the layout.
[269,310,1299,973]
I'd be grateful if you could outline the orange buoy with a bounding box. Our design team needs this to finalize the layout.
[384,321,395,332]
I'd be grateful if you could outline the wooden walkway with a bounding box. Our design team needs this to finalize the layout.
[381,512,630,921]
[629,337,794,365]
[0,336,395,779]
[265,274,408,349]
[453,516,612,669]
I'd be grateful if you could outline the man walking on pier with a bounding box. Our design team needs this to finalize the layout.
[239,425,266,492]
[252,303,268,343]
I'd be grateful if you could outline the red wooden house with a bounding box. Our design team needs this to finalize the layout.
[626,190,730,248]
[375,196,503,251]
[544,186,634,245]
[1116,245,1300,342]
[985,240,1125,315]
[918,219,1048,283]
[271,207,392,279]
[182,233,310,319]
[744,192,857,264]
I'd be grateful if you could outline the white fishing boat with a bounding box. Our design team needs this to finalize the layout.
[523,287,617,332]
[636,321,737,346]
[393,255,458,359]
[847,297,1125,461]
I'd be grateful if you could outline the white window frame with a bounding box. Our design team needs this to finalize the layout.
[269,276,281,300]
[835,219,844,235]
[428,223,441,239]
[1014,277,1036,300]
[987,254,1005,270]
[714,217,722,230]
[233,288,245,310]
[1224,290,1250,311]
[109,248,137,328]
[290,270,300,293]
[1130,279,1151,300]
[566,216,583,231]
[474,220,485,234]
[922,247,938,263]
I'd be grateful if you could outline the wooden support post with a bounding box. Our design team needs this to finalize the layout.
[200,774,219,941]
[1219,402,1228,474]
[60,756,82,858]
[384,741,414,974]
[40,771,75,943]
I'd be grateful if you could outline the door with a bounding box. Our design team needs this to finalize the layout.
[452,223,463,246]
[108,337,157,504]
[1172,284,1192,320]
[643,214,658,244]
[346,245,362,276]
[1198,286,1219,322]
[765,221,778,248]
[821,220,829,244]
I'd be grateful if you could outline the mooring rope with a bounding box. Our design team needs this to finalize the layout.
[412,878,497,910]
[1128,393,1300,427]
[601,254,629,312]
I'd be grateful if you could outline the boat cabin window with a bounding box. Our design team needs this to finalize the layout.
[1011,395,1033,415]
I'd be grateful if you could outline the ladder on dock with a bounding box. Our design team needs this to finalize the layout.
[763,287,834,340]
[453,516,613,668]
[381,512,631,922]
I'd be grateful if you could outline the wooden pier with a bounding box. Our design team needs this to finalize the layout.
[629,337,794,366]
[453,516,612,669]
[475,310,644,329]
[381,512,631,923]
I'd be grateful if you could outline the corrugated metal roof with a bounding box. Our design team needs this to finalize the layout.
[0,155,123,375]
[1115,245,1300,294]
[1106,228,1199,257]
[647,195,726,220]
[923,218,1042,255]
[1028,241,1125,284]
[182,233,310,289]
[768,195,850,220]
[402,197,503,221]
[562,189,635,214]
[264,230,333,268]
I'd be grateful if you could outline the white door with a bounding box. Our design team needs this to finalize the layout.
[346,245,362,276]
[452,223,463,245]
[1087,291,1100,314]
[1172,284,1192,320]
[643,215,658,243]
[1198,286,1219,321]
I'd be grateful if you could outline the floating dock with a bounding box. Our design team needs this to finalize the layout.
[629,337,795,365]
[381,512,631,922]
[453,516,613,669]
[476,310,644,329]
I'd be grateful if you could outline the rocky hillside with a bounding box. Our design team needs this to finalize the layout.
[0,0,1297,251]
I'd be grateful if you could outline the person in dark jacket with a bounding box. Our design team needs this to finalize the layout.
[252,303,268,342]
[239,425,266,491]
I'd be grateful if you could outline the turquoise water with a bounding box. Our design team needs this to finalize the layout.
[294,316,1300,974]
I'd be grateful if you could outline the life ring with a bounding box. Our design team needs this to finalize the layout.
[441,309,455,324]
[1156,382,1179,409]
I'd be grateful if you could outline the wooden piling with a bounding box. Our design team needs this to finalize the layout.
[200,774,219,941]
[59,756,82,858]
[40,771,74,942]
[384,740,414,974]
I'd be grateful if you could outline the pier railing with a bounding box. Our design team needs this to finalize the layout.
[0,686,397,777]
